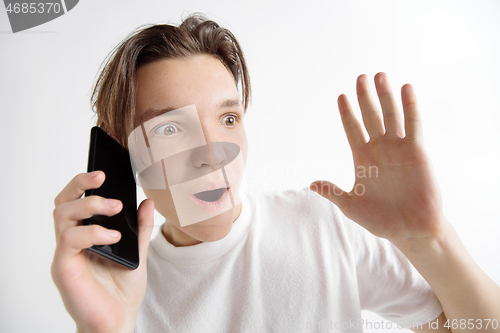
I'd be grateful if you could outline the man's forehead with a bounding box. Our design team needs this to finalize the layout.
[134,55,242,125]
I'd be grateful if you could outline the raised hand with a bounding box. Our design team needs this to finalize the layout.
[51,171,154,333]
[311,73,445,244]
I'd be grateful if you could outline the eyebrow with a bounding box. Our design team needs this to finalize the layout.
[135,106,177,127]
[217,98,242,109]
[135,98,242,127]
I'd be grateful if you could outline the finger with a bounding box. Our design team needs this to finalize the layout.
[136,199,155,264]
[56,224,122,263]
[53,196,123,237]
[401,83,423,142]
[54,171,105,207]
[337,94,367,150]
[374,72,404,137]
[310,181,350,213]
[356,74,385,139]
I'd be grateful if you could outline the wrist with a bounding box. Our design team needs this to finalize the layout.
[76,315,136,333]
[77,325,135,333]
[391,216,452,258]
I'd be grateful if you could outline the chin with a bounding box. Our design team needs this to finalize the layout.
[181,208,235,242]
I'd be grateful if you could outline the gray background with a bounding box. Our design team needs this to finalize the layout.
[1,0,499,332]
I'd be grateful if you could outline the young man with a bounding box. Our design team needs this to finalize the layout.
[51,15,500,333]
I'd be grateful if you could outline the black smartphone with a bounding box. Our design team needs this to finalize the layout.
[83,126,140,269]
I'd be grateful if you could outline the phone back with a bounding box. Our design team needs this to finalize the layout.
[84,126,139,269]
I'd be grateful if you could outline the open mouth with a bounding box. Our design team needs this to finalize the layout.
[193,188,227,202]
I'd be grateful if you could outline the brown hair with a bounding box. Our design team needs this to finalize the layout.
[91,14,251,148]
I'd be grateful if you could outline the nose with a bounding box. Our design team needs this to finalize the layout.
[208,142,227,169]
[190,142,227,171]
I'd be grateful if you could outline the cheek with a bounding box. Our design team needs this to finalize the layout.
[235,126,248,164]
[241,141,248,165]
[227,128,248,173]
[143,188,179,223]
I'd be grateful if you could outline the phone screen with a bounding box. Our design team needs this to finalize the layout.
[83,126,139,269]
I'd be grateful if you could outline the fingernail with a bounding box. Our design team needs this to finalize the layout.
[89,171,99,177]
[105,199,119,207]
[107,230,120,238]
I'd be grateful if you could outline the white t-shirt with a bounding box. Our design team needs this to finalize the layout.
[135,188,442,332]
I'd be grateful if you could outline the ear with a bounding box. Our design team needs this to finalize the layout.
[110,133,127,149]
[110,134,121,144]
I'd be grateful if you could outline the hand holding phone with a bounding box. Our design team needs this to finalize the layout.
[51,127,155,332]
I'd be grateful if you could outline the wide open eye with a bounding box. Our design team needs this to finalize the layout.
[220,114,237,128]
[154,123,180,136]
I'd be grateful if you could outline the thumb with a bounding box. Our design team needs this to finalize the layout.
[310,180,351,212]
[137,199,155,264]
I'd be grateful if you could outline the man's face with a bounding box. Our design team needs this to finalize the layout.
[130,55,248,246]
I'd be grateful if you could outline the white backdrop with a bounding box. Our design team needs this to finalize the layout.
[1,0,499,332]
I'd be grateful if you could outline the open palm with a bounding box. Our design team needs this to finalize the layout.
[311,73,444,244]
